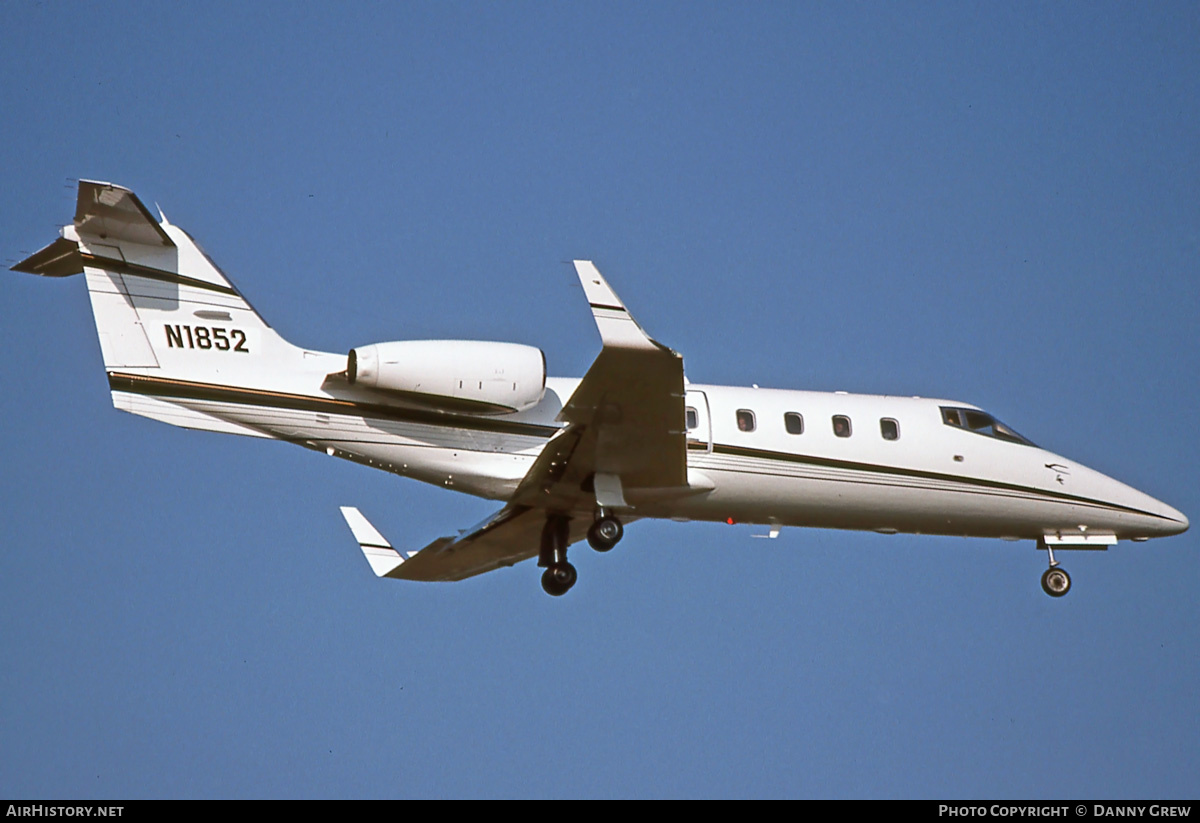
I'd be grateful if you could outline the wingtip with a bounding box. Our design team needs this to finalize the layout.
[573,260,623,306]
[571,261,668,352]
[572,260,602,281]
[339,506,406,578]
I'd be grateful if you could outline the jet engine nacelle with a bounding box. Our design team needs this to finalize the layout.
[347,340,546,414]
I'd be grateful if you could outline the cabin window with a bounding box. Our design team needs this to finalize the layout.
[832,415,852,438]
[784,412,804,435]
[686,407,699,430]
[736,409,756,432]
[943,408,963,427]
[880,418,899,440]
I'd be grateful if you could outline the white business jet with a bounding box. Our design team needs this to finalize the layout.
[14,181,1188,597]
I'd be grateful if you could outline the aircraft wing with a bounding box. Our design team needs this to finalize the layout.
[340,261,683,582]
[514,261,687,507]
[340,504,594,582]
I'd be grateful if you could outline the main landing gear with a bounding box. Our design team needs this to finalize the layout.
[541,560,577,597]
[1038,538,1072,598]
[539,515,575,596]
[538,511,626,596]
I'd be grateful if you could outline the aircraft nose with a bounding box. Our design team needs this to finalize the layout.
[1158,502,1188,535]
[1070,459,1189,538]
[1136,493,1188,537]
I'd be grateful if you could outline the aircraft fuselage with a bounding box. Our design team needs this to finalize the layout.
[213,371,1183,544]
[16,181,1188,596]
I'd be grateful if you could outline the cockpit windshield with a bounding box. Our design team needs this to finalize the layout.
[941,407,1037,447]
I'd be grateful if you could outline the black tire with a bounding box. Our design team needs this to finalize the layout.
[587,517,624,552]
[541,562,577,596]
[1041,567,1071,598]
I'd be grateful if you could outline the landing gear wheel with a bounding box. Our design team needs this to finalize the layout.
[541,562,577,597]
[587,516,624,552]
[1041,566,1071,598]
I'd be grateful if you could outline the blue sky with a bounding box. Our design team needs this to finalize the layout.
[2,2,1197,798]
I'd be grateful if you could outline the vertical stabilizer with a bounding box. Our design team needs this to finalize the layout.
[14,181,312,437]
[14,181,301,381]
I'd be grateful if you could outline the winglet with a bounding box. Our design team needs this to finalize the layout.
[339,506,408,577]
[573,260,664,352]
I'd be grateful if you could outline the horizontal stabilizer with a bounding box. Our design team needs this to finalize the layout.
[13,181,172,277]
[74,180,174,247]
[12,237,83,277]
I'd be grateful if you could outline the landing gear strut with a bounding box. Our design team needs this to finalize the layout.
[538,515,576,596]
[587,511,624,552]
[1038,538,1072,598]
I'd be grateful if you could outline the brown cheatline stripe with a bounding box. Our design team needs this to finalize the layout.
[108,372,560,439]
[108,371,1180,524]
[705,443,1173,521]
[82,252,239,296]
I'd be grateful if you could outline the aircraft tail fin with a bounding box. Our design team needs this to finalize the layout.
[14,181,296,374]
[14,181,307,435]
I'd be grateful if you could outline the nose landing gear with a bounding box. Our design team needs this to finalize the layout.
[1040,566,1072,597]
[1038,538,1072,598]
